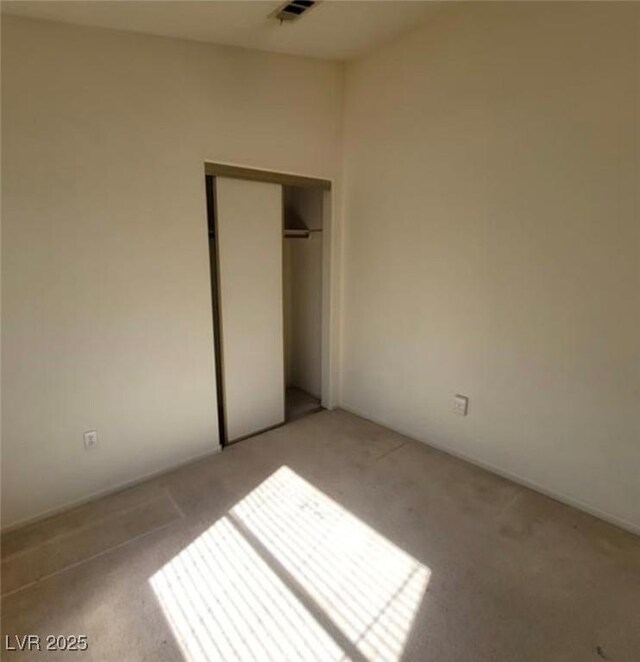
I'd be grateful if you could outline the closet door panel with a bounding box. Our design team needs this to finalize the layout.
[216,177,284,442]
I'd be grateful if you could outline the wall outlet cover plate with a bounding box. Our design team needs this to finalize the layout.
[453,395,469,416]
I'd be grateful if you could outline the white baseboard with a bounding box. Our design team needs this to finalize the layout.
[2,445,222,534]
[339,404,640,537]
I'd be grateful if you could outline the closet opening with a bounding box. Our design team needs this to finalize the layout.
[204,162,332,447]
[283,185,325,422]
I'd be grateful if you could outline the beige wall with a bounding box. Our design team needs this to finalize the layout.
[341,2,640,531]
[1,16,342,527]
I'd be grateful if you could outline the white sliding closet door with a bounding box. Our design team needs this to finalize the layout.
[215,177,284,442]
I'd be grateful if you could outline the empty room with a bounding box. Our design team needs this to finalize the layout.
[1,1,639,660]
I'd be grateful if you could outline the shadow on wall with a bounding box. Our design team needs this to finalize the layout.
[150,466,431,661]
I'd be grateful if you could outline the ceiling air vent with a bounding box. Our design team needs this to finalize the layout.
[271,0,319,23]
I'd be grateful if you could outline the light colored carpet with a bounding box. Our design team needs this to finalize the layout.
[2,410,639,661]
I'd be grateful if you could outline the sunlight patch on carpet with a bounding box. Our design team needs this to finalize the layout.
[151,466,429,661]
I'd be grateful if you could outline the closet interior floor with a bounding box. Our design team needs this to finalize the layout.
[285,386,322,422]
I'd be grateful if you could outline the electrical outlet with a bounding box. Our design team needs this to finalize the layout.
[83,430,98,450]
[453,395,469,416]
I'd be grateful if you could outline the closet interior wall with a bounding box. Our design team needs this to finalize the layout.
[283,186,324,420]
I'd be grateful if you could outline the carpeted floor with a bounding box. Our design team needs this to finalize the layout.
[2,409,639,661]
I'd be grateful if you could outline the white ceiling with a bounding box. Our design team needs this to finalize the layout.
[1,1,442,61]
